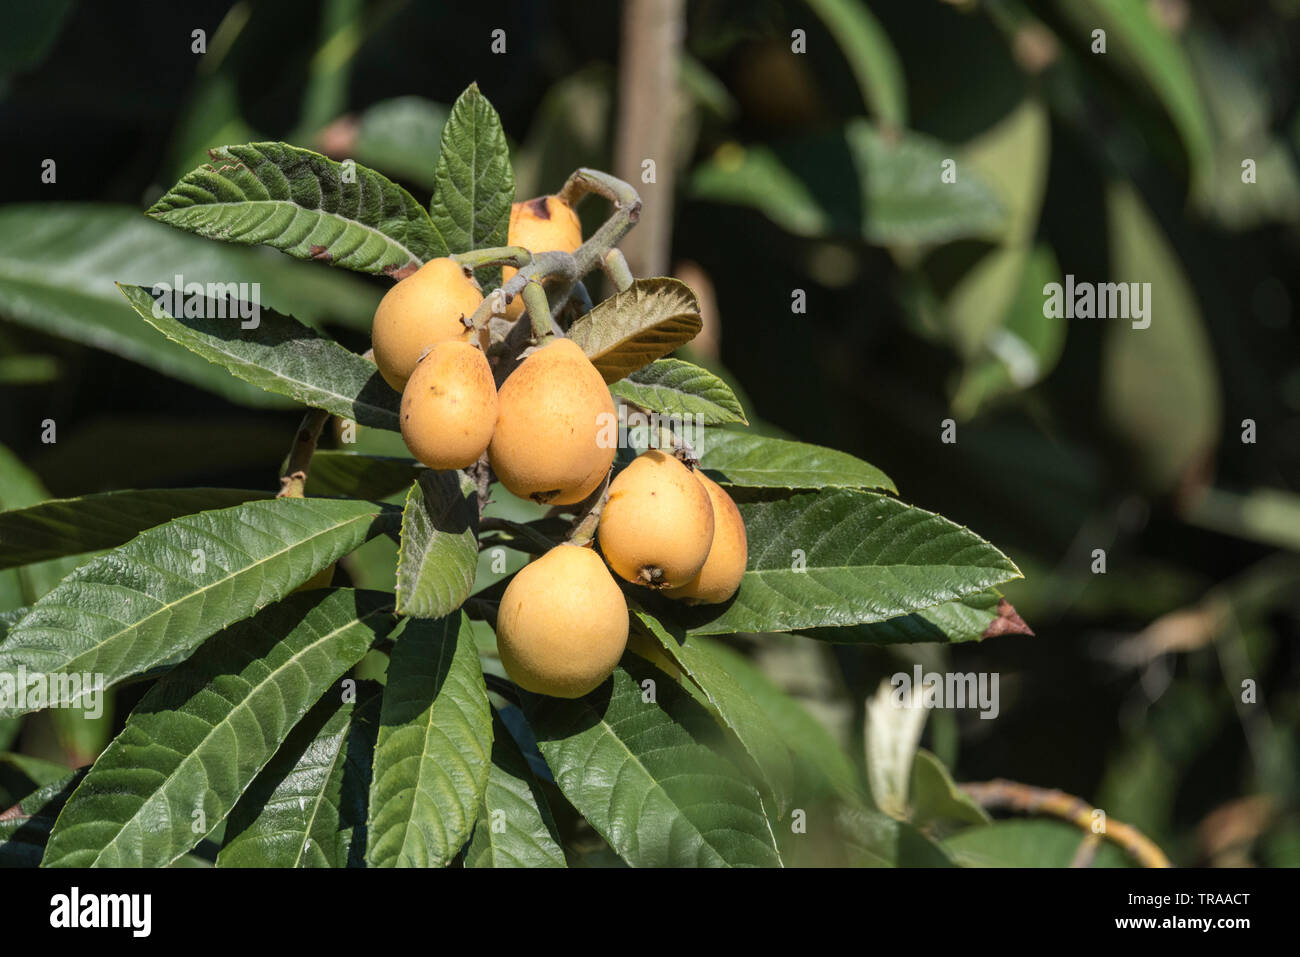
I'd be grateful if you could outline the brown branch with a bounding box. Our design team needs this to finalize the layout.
[960,778,1172,868]
[277,408,331,498]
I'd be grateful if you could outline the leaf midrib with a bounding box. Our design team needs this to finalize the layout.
[153,198,427,267]
[393,633,456,865]
[79,608,381,867]
[127,287,399,426]
[2,506,386,693]
[564,699,779,867]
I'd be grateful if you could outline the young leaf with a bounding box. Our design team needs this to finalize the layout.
[367,613,492,867]
[394,471,479,619]
[609,358,747,425]
[566,278,703,383]
[41,589,396,867]
[652,488,1020,637]
[632,612,795,819]
[0,498,399,717]
[804,589,1032,645]
[463,709,566,869]
[0,488,271,570]
[864,678,927,819]
[118,283,401,430]
[908,749,991,829]
[147,142,446,275]
[0,205,379,405]
[521,656,783,867]
[428,83,514,288]
[694,430,894,492]
[307,452,422,500]
[218,680,383,868]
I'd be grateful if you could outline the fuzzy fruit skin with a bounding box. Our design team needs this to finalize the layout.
[502,196,582,321]
[496,544,629,698]
[665,471,747,604]
[400,339,498,470]
[488,337,615,505]
[597,450,715,589]
[371,257,484,391]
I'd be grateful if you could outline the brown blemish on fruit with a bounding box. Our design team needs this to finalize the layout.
[525,196,551,220]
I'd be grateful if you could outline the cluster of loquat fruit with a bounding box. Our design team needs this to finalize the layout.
[367,193,747,699]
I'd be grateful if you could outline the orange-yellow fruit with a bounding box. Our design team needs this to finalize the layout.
[597,450,715,589]
[502,196,582,321]
[488,337,615,505]
[496,544,629,698]
[399,339,497,470]
[371,257,483,391]
[666,471,747,604]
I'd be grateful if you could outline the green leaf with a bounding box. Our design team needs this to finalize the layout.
[463,709,566,868]
[951,244,1066,419]
[429,83,514,288]
[352,96,449,191]
[1076,0,1215,202]
[0,442,96,610]
[306,452,422,500]
[0,206,381,406]
[908,749,991,829]
[806,0,907,128]
[394,471,479,619]
[0,770,82,868]
[118,283,401,430]
[943,819,1133,868]
[41,589,395,867]
[633,612,795,818]
[0,498,399,717]
[1100,182,1221,492]
[652,489,1019,637]
[693,430,894,492]
[690,122,1004,245]
[804,589,1033,645]
[832,800,957,867]
[695,639,864,804]
[566,278,703,383]
[927,97,1052,362]
[367,613,492,867]
[609,358,747,425]
[218,679,383,868]
[521,656,783,867]
[0,488,272,571]
[147,142,446,275]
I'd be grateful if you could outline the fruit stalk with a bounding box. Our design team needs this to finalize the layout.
[520,280,556,342]
[451,246,533,271]
[602,248,635,292]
